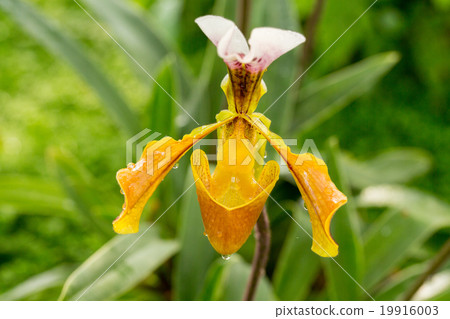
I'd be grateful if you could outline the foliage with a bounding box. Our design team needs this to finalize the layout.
[0,0,448,301]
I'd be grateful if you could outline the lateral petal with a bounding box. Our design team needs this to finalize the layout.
[247,115,347,257]
[114,117,235,234]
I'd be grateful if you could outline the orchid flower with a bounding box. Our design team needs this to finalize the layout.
[113,15,347,258]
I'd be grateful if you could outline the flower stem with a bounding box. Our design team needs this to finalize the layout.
[237,0,251,37]
[301,0,326,70]
[243,206,271,301]
[404,238,450,300]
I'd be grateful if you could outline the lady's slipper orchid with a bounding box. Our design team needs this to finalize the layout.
[113,15,347,258]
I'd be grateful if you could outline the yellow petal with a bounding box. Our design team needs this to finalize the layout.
[247,114,347,257]
[114,117,235,234]
[191,149,279,255]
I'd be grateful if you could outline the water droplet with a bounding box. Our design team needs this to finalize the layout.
[127,163,135,169]
[231,176,236,183]
[221,254,231,261]
[173,162,179,170]
[303,202,308,211]
[120,189,124,195]
[203,232,208,237]
[264,151,268,159]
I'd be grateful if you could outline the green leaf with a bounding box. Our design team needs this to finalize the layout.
[252,0,300,31]
[0,175,76,218]
[272,201,320,300]
[253,0,302,136]
[313,0,372,76]
[0,0,140,135]
[0,264,76,301]
[173,173,217,300]
[359,185,450,229]
[428,290,450,301]
[199,259,228,301]
[80,0,168,79]
[183,40,219,125]
[80,0,197,110]
[322,137,364,300]
[59,229,179,300]
[342,148,433,189]
[49,148,111,237]
[375,263,427,301]
[182,0,233,124]
[293,51,400,134]
[200,255,276,301]
[363,209,435,289]
[145,57,177,136]
[358,185,450,287]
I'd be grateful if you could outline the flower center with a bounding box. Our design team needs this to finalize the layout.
[210,117,259,207]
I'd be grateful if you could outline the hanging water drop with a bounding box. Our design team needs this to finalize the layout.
[221,254,231,261]
[264,150,268,159]
[173,162,179,170]
[120,189,124,195]
[203,232,208,237]
[127,163,135,169]
[303,202,308,211]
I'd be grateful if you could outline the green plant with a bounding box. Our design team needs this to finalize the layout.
[1,0,448,301]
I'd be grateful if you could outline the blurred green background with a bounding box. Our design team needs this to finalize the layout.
[0,0,449,301]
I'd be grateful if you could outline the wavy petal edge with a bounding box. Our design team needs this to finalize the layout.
[113,117,236,234]
[246,114,347,257]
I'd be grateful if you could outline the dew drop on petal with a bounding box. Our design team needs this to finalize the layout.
[221,254,231,261]
[303,202,308,211]
[203,232,208,237]
[127,163,135,169]
[173,162,179,170]
[264,150,268,159]
[120,189,124,195]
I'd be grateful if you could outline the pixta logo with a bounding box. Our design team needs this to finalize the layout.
[126,129,161,165]
[126,129,175,176]
[126,128,325,177]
